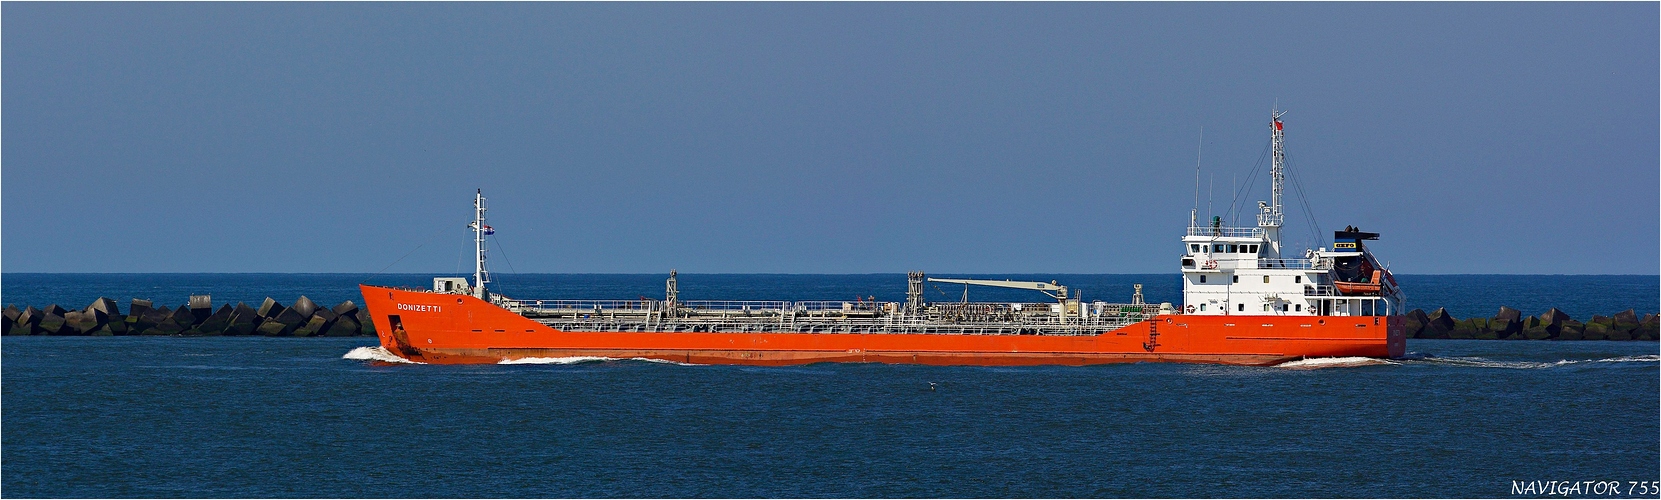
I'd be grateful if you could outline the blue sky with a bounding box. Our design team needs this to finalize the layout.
[4,3,1656,274]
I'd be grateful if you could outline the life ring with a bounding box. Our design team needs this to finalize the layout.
[1185,304,1196,313]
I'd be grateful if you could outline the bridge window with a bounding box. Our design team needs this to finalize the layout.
[1214,244,1224,252]
[1250,244,1259,253]
[1190,244,1200,253]
[1227,244,1238,253]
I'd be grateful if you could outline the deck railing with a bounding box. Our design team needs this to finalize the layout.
[1186,226,1263,238]
[1256,258,1330,270]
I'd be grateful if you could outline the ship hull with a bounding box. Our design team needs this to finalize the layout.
[360,285,1407,367]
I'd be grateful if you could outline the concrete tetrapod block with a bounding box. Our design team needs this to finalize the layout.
[224,303,261,336]
[1556,320,1585,341]
[1448,318,1482,339]
[1539,308,1570,330]
[330,300,359,318]
[290,296,318,319]
[38,306,69,336]
[1424,308,1456,339]
[256,318,293,337]
[142,307,186,336]
[1635,314,1659,341]
[92,319,129,336]
[292,306,337,337]
[1582,322,1609,341]
[1402,309,1427,338]
[1611,309,1640,335]
[88,297,121,317]
[273,306,308,330]
[1489,307,1523,338]
[2,305,19,336]
[64,310,100,335]
[257,298,286,320]
[293,314,331,337]
[356,308,376,335]
[128,299,154,325]
[18,306,44,335]
[192,305,234,336]
[169,305,200,331]
[324,315,361,337]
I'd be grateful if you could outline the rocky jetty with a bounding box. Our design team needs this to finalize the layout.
[2,295,377,337]
[1402,307,1658,341]
[2,296,1652,341]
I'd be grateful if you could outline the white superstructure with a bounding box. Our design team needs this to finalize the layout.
[1179,110,1404,318]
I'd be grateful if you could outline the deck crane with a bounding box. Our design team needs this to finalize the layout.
[926,278,1070,300]
[927,277,1081,323]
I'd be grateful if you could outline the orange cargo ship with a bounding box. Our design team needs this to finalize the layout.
[359,110,1407,366]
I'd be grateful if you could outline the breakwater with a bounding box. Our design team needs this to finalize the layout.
[2,295,1655,340]
[2,296,375,337]
[1403,307,1656,340]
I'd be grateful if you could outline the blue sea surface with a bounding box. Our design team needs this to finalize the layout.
[2,337,1656,498]
[2,274,1658,497]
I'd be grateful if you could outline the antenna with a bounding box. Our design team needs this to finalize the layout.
[1270,108,1287,223]
[1259,107,1288,257]
[1194,127,1203,213]
[467,189,492,299]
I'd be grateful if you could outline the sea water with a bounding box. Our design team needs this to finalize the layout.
[3,274,1658,497]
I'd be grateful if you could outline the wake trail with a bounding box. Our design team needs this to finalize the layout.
[342,346,424,364]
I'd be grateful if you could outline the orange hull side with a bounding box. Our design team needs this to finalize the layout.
[359,285,1406,367]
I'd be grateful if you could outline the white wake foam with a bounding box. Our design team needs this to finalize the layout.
[342,346,423,364]
[1411,354,1659,369]
[1597,354,1661,363]
[628,357,704,366]
[1275,357,1397,369]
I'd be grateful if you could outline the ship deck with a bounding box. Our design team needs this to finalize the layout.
[501,297,1160,336]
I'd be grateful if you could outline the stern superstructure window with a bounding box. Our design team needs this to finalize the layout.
[1263,276,1270,284]
[1200,275,1207,283]
[1295,276,1302,283]
[1232,275,1239,283]
[1238,303,1245,312]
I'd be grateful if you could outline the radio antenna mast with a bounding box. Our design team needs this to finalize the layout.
[1193,127,1203,226]
[467,190,492,299]
[1259,107,1288,257]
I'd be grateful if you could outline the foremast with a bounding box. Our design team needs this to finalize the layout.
[467,190,492,300]
[1258,108,1287,258]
